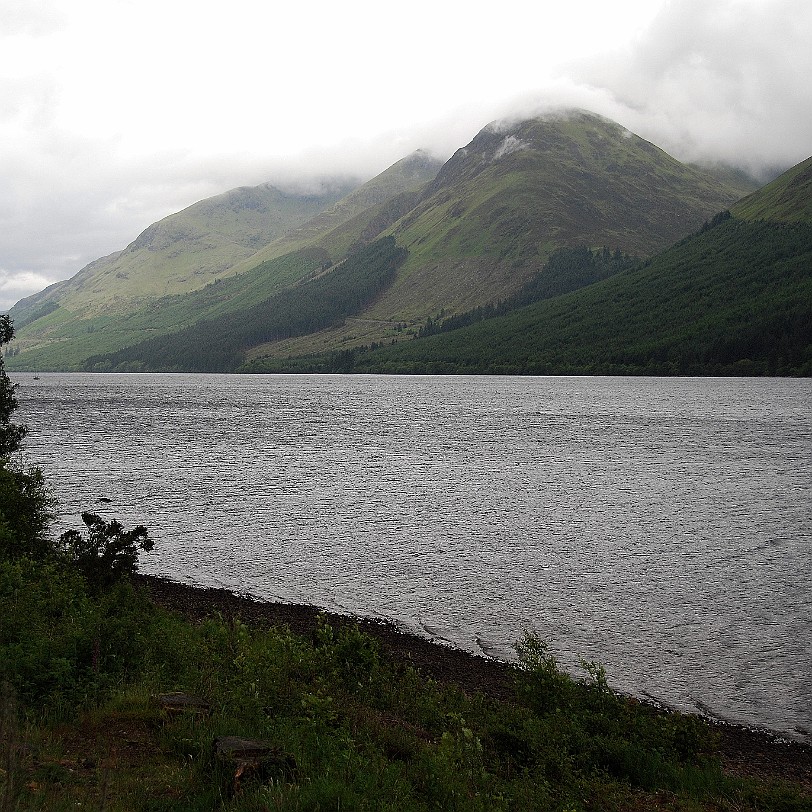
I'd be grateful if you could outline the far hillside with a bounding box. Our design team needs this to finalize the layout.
[732,156,812,222]
[247,153,812,377]
[335,215,812,376]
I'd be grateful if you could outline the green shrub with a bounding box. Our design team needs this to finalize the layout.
[0,558,162,712]
[0,464,54,562]
[57,512,154,592]
[513,632,576,716]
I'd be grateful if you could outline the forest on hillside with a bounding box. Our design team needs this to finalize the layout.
[247,217,812,377]
[81,237,407,373]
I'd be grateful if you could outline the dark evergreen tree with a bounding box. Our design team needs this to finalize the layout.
[0,316,53,560]
[0,316,26,458]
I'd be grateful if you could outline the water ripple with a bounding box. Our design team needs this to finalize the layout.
[12,372,812,741]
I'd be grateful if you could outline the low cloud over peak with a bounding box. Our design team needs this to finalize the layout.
[567,0,812,178]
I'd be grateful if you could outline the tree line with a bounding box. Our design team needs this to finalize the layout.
[82,237,407,373]
[417,245,639,339]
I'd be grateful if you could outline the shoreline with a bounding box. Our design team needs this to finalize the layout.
[134,573,812,792]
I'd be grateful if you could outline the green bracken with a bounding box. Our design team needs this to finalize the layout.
[2,576,810,811]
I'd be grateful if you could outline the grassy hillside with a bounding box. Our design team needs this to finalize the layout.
[4,250,332,371]
[6,154,441,371]
[220,150,443,275]
[10,181,358,320]
[255,151,812,378]
[262,216,811,377]
[732,156,812,222]
[78,237,407,372]
[397,112,750,264]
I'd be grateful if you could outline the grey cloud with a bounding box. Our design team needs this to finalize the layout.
[568,0,812,178]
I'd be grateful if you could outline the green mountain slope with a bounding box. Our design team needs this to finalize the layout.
[732,156,812,222]
[222,150,444,273]
[362,111,754,316]
[11,180,358,321]
[320,158,812,377]
[402,111,750,259]
[6,110,766,373]
[6,153,442,371]
[82,237,408,372]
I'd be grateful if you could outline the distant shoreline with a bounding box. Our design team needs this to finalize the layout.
[135,573,812,793]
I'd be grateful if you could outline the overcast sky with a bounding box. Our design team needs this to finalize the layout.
[2,0,810,310]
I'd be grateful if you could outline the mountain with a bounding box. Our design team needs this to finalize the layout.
[322,156,812,377]
[6,110,759,372]
[11,180,359,322]
[239,110,756,364]
[330,110,755,326]
[6,152,442,370]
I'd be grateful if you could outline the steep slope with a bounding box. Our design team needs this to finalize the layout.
[377,111,752,307]
[327,156,812,377]
[732,156,812,222]
[81,237,409,372]
[222,150,443,273]
[339,219,810,376]
[6,153,442,370]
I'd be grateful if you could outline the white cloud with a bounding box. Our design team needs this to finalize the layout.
[568,0,812,176]
[0,269,54,307]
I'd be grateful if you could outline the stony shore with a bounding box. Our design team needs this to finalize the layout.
[134,574,811,793]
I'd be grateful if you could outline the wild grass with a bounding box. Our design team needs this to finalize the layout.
[1,560,809,811]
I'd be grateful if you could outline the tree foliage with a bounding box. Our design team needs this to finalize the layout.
[83,236,408,372]
[345,217,812,376]
[416,245,638,339]
[0,316,27,458]
[0,316,53,560]
[58,512,154,592]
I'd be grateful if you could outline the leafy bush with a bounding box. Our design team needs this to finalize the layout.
[513,631,576,716]
[0,558,161,709]
[58,512,154,592]
[0,464,53,561]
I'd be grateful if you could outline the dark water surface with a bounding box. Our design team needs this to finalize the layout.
[13,373,812,741]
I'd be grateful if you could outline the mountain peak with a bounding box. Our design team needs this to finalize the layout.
[381,149,444,181]
[406,108,754,275]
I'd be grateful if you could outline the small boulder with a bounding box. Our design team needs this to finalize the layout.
[154,692,210,716]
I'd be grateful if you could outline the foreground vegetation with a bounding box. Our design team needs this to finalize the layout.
[1,316,810,810]
[4,566,812,812]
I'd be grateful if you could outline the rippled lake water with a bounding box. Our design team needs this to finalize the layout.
[12,372,812,741]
